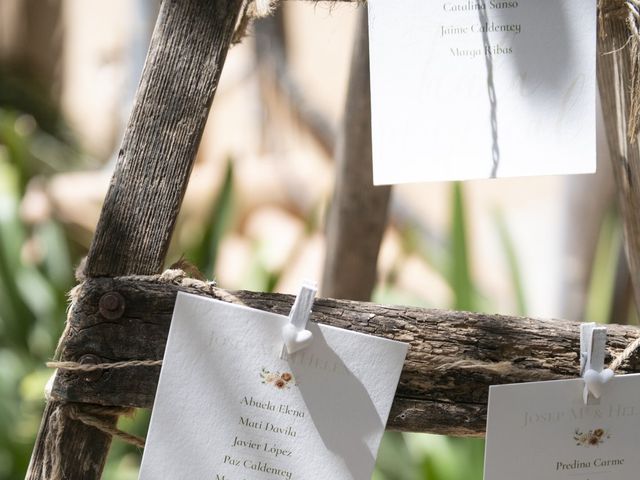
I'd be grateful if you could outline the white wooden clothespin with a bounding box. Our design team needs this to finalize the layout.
[280,281,317,359]
[580,323,614,404]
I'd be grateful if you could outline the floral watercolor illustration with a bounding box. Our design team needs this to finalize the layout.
[260,367,297,389]
[573,428,610,447]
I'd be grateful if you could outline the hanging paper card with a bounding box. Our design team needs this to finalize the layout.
[484,375,640,480]
[368,0,596,184]
[139,292,408,480]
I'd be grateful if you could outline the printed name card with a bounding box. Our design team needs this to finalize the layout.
[139,292,408,480]
[484,375,640,479]
[368,0,596,184]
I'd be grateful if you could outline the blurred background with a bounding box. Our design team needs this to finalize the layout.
[0,1,636,479]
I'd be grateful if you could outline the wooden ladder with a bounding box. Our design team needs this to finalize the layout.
[25,1,640,478]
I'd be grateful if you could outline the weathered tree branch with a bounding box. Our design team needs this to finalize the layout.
[50,275,640,437]
[84,0,243,277]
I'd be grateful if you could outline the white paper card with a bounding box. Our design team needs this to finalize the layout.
[484,375,640,480]
[139,292,408,480]
[368,0,596,184]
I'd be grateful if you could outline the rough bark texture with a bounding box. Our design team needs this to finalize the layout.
[26,401,116,480]
[598,6,640,311]
[321,8,391,300]
[27,1,243,479]
[84,0,243,277]
[51,276,640,437]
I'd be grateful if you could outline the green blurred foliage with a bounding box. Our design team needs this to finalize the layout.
[585,209,622,324]
[0,106,78,480]
[188,160,235,279]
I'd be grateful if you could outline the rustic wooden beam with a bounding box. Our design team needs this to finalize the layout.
[84,0,243,277]
[27,1,244,479]
[322,7,391,300]
[598,5,640,310]
[50,275,640,437]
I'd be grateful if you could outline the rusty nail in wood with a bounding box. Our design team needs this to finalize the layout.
[78,354,103,382]
[99,291,125,320]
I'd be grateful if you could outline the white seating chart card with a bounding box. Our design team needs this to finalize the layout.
[139,292,408,480]
[368,0,596,184]
[484,375,640,480]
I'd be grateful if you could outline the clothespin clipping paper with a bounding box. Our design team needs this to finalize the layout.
[280,282,317,358]
[580,322,614,404]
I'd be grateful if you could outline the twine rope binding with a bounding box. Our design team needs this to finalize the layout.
[43,403,145,480]
[46,359,163,372]
[233,0,279,43]
[231,0,368,43]
[609,334,640,371]
[66,404,146,449]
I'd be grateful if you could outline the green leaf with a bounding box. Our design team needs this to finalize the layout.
[374,432,418,480]
[189,159,235,278]
[492,208,527,316]
[449,182,475,311]
[585,209,621,323]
